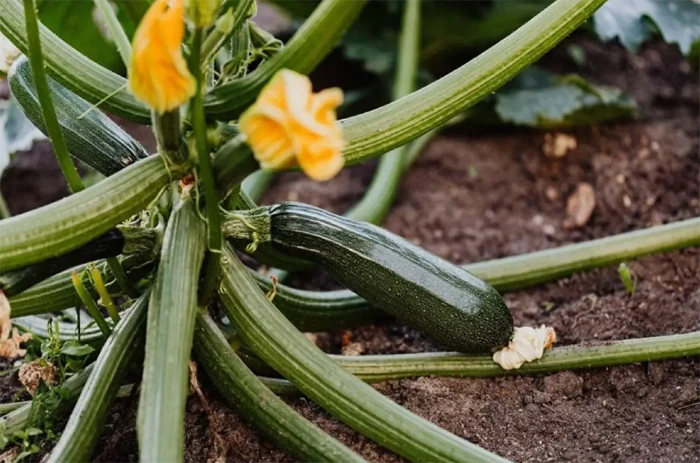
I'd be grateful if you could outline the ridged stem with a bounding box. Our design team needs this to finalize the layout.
[47,292,148,463]
[339,0,607,164]
[0,155,173,273]
[345,0,420,224]
[194,311,366,462]
[137,196,206,463]
[191,29,223,305]
[217,247,509,463]
[153,110,186,165]
[22,0,84,193]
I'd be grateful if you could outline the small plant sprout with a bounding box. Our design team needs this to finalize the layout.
[618,262,638,295]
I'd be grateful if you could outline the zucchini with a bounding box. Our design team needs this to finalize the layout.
[0,226,157,297]
[224,203,514,352]
[9,56,148,176]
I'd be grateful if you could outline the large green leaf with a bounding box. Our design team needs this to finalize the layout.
[36,0,138,72]
[593,0,700,55]
[469,68,638,129]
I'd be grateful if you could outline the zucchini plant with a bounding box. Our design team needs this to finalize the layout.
[0,0,698,461]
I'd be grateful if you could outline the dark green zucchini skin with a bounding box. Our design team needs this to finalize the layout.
[9,57,148,176]
[0,229,125,297]
[267,202,514,353]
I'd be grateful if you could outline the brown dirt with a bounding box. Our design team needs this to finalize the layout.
[1,35,698,462]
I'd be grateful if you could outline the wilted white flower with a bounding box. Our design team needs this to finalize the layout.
[493,325,556,370]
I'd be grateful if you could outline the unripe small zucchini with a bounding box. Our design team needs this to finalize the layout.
[9,57,148,176]
[224,203,514,352]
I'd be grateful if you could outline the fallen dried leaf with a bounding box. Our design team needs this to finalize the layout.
[0,292,32,359]
[19,359,57,395]
[564,183,596,229]
[341,342,365,356]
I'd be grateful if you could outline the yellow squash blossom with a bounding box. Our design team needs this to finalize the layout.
[239,70,345,181]
[128,0,195,114]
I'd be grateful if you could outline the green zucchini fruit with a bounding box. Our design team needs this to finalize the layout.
[224,202,514,352]
[0,226,157,298]
[9,56,148,176]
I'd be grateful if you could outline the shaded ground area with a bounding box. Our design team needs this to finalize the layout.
[0,33,697,463]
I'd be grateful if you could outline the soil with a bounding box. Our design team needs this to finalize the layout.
[1,32,698,463]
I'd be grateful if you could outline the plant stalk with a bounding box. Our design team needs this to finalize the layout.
[194,311,366,462]
[190,29,223,306]
[345,0,420,225]
[93,0,132,65]
[22,0,84,193]
[0,155,172,273]
[137,195,206,463]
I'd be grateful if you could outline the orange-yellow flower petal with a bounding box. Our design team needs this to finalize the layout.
[239,70,345,181]
[128,0,195,114]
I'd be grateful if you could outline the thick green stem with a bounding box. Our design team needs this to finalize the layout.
[218,247,509,463]
[231,330,700,387]
[47,292,148,463]
[194,311,366,462]
[330,331,700,381]
[0,155,173,273]
[204,0,367,118]
[345,0,420,224]
[22,0,84,193]
[241,170,276,203]
[191,29,223,305]
[464,216,700,292]
[138,196,206,463]
[339,0,607,165]
[93,0,132,65]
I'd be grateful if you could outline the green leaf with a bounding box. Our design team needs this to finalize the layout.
[36,0,137,72]
[593,0,700,55]
[59,341,95,357]
[493,69,637,128]
[0,95,46,175]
